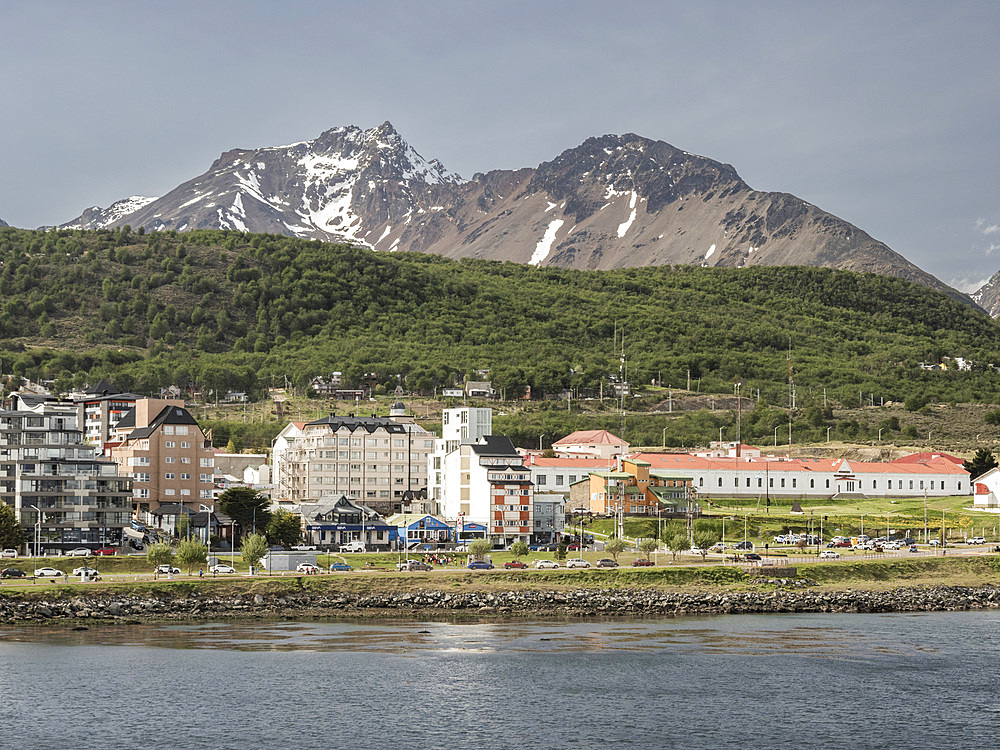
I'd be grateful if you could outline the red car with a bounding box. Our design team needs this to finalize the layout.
[834,541,851,548]
[92,547,116,556]
[632,559,655,567]
[567,543,581,551]
[503,560,528,569]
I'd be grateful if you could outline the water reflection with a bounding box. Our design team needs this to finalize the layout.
[0,614,973,657]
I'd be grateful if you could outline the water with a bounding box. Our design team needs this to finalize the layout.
[1,612,998,749]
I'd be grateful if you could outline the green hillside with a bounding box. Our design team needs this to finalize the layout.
[1,226,998,413]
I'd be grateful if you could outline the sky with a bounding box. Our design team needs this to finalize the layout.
[1,0,998,292]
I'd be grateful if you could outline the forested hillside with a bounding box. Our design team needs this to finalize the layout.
[0,226,998,409]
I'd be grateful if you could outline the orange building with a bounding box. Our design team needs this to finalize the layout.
[587,458,694,516]
[106,400,216,522]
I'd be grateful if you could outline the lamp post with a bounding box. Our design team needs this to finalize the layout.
[662,426,667,448]
[774,426,779,447]
[29,504,42,577]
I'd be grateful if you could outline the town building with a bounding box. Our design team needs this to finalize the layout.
[438,435,533,545]
[299,495,395,549]
[1,404,132,553]
[521,454,613,497]
[105,401,216,523]
[630,450,969,498]
[385,513,453,545]
[532,493,566,542]
[73,382,177,447]
[552,429,629,460]
[586,457,695,515]
[271,412,434,516]
[428,407,492,506]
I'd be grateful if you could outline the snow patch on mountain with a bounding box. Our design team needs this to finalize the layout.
[530,219,564,266]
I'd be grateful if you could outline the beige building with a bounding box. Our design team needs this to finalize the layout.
[106,400,216,521]
[273,414,435,516]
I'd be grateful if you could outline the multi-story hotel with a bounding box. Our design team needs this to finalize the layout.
[272,409,435,516]
[0,403,132,553]
[106,400,216,522]
[72,380,160,447]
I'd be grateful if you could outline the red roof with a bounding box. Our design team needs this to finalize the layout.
[524,455,613,468]
[553,429,628,446]
[631,452,967,476]
[890,452,964,465]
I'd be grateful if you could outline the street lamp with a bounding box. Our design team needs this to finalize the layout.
[29,504,42,577]
[774,426,779,447]
[662,426,667,448]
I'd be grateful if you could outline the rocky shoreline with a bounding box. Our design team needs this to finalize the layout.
[3,581,1000,624]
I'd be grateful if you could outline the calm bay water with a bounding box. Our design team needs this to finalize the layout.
[1,612,998,749]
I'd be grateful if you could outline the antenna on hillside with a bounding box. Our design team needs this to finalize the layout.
[787,337,793,459]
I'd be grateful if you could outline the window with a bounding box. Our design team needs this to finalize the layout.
[164,489,175,496]
[537,475,547,485]
[181,457,190,464]
[165,473,175,480]
[555,475,564,485]
[930,481,934,490]
[717,477,722,487]
[699,477,704,487]
[164,456,175,464]
[780,479,785,488]
[825,479,830,488]
[180,473,191,480]
[569,475,577,484]
[174,426,189,435]
[165,441,176,448]
[180,489,190,496]
[181,441,191,449]
[769,478,774,488]
[200,474,212,482]
[791,479,796,488]
[200,458,214,467]
[746,478,750,487]
[809,479,814,489]
[200,490,212,499]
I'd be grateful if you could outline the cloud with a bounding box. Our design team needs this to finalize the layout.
[951,275,992,293]
[976,218,1000,235]
[989,243,1000,256]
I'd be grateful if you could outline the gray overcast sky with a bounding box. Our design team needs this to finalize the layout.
[2,0,998,292]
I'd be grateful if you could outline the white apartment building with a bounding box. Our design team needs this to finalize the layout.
[533,492,566,542]
[273,414,434,516]
[438,435,533,545]
[428,407,492,506]
[521,454,615,497]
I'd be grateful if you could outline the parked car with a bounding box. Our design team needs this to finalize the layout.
[503,560,528,569]
[968,537,987,545]
[296,563,320,574]
[565,558,591,569]
[688,547,705,557]
[34,567,64,577]
[210,564,236,574]
[632,559,655,567]
[909,544,919,553]
[291,544,318,551]
[567,543,581,551]
[93,547,116,556]
[743,553,762,561]
[709,542,726,553]
[468,560,494,570]
[733,541,754,551]
[1,549,18,559]
[72,566,101,578]
[834,540,852,548]
[339,541,365,553]
[330,562,353,572]
[65,547,91,557]
[397,561,433,571]
[533,559,560,569]
[1,568,26,578]
[595,558,618,568]
[819,550,840,559]
[155,565,181,575]
[883,541,901,550]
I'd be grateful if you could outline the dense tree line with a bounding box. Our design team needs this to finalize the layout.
[1,225,1000,412]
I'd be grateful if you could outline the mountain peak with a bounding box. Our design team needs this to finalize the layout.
[50,124,962,306]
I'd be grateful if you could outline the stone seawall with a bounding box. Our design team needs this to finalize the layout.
[4,583,1000,624]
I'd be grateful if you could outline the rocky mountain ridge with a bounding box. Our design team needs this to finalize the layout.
[55,122,963,302]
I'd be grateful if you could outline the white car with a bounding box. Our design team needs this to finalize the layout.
[819,551,840,559]
[296,563,320,573]
[72,566,101,577]
[883,541,901,550]
[155,565,181,575]
[533,559,560,569]
[65,548,92,557]
[34,567,64,577]
[968,537,987,545]
[0,549,17,558]
[210,564,236,574]
[688,547,705,556]
[565,558,591,569]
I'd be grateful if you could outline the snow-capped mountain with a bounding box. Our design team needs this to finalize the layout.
[56,122,958,300]
[972,273,1000,317]
[0,218,8,227]
[58,195,158,230]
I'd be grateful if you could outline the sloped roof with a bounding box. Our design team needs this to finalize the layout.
[524,456,612,468]
[553,429,628,447]
[890,452,965,466]
[630,452,968,476]
[304,415,407,434]
[125,405,200,440]
[471,435,519,457]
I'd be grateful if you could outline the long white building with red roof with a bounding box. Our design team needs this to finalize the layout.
[552,430,629,460]
[630,451,970,499]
